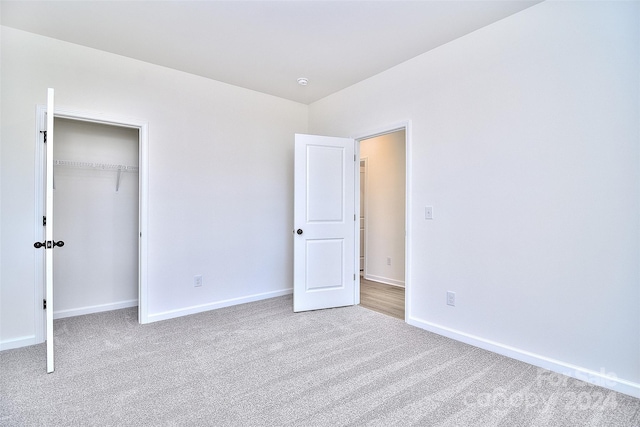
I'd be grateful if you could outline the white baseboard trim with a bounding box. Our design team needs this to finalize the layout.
[147,288,293,323]
[364,274,405,288]
[407,316,640,399]
[0,335,38,351]
[53,299,139,320]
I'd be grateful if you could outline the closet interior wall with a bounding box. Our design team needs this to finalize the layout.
[52,118,139,319]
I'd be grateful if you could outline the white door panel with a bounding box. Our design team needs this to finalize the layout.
[294,134,356,312]
[307,145,345,222]
[306,239,344,290]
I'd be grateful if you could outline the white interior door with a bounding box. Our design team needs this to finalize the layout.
[45,88,57,373]
[293,134,357,312]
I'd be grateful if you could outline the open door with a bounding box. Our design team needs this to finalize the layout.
[45,88,57,373]
[293,134,357,312]
[36,88,64,373]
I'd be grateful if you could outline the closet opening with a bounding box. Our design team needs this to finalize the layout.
[34,105,149,345]
[52,118,139,320]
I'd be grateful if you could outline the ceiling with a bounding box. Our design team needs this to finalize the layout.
[1,1,541,104]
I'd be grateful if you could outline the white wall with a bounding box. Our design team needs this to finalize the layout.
[360,131,406,286]
[0,27,307,349]
[53,118,139,318]
[310,1,640,396]
[1,0,638,399]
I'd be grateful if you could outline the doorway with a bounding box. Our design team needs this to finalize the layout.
[358,129,406,320]
[34,105,149,344]
[52,118,139,319]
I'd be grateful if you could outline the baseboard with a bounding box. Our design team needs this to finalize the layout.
[0,335,38,351]
[407,316,640,399]
[53,299,139,320]
[364,274,405,288]
[147,288,293,323]
[3,292,291,351]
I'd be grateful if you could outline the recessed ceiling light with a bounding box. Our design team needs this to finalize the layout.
[297,77,309,86]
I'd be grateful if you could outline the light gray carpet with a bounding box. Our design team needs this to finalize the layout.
[1,295,638,426]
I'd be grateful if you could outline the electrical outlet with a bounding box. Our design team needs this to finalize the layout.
[194,275,203,287]
[387,257,391,266]
[446,291,455,306]
[425,206,433,220]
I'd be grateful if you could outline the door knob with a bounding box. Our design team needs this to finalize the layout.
[33,240,65,249]
[296,229,303,235]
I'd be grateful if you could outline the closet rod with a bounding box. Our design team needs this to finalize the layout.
[54,159,138,192]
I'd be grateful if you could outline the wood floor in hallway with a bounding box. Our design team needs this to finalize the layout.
[360,277,405,320]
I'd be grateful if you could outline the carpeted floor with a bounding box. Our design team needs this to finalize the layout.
[1,295,638,426]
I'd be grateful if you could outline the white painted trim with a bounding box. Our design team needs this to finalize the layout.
[147,288,293,323]
[353,120,412,322]
[407,315,640,399]
[34,104,150,342]
[364,274,405,288]
[0,335,38,352]
[360,156,368,281]
[404,121,412,323]
[354,146,362,306]
[351,121,410,141]
[53,299,138,320]
[137,122,150,324]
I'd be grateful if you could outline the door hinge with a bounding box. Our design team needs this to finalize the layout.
[354,214,356,221]
[354,154,356,161]
[43,216,47,226]
[40,130,47,143]
[43,299,47,310]
[353,274,356,281]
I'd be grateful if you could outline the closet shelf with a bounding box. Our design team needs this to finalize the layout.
[54,160,138,173]
[54,159,138,192]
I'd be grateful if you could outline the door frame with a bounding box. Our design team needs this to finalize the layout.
[34,104,150,343]
[353,120,411,320]
[359,157,368,277]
